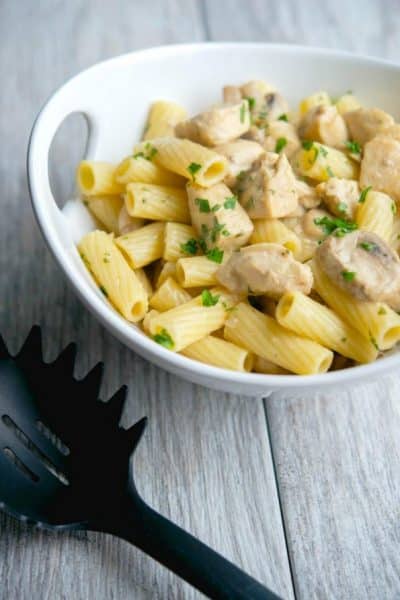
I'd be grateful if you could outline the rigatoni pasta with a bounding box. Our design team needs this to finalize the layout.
[143,100,188,140]
[115,222,165,268]
[77,161,124,196]
[125,182,190,223]
[85,195,123,234]
[182,335,254,371]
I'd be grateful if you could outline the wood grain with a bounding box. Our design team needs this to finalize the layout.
[0,1,293,599]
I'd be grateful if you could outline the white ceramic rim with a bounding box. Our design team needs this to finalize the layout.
[27,42,400,390]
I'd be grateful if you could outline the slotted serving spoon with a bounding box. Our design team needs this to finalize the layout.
[0,326,280,600]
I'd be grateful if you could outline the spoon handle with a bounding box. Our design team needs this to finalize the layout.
[109,494,281,600]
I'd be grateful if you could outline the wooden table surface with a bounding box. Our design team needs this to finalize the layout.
[1,1,400,598]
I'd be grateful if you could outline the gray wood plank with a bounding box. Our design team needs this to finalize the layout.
[205,2,400,598]
[0,1,293,598]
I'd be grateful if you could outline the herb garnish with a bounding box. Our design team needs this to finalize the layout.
[153,329,174,349]
[240,102,247,123]
[224,196,237,209]
[195,198,212,213]
[337,202,348,214]
[359,241,377,252]
[201,289,220,307]
[245,96,256,111]
[133,142,158,161]
[341,271,356,282]
[345,140,361,155]
[358,186,371,203]
[378,307,387,316]
[314,216,357,237]
[180,239,198,255]
[326,166,334,178]
[278,113,288,121]
[302,140,314,150]
[206,248,224,263]
[275,137,287,153]
[187,162,202,180]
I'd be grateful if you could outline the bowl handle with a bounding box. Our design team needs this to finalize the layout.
[27,89,99,222]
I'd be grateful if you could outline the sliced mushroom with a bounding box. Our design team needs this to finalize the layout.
[298,105,348,149]
[263,121,301,158]
[175,101,251,146]
[316,178,360,219]
[343,108,394,145]
[360,135,400,204]
[187,182,253,252]
[216,243,313,298]
[316,230,400,310]
[214,140,265,188]
[239,153,298,218]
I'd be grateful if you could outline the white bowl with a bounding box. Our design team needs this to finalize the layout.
[27,43,400,397]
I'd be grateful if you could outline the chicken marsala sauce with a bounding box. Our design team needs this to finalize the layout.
[78,80,400,375]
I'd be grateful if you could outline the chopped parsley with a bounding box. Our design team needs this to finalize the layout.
[341,270,356,282]
[201,289,220,306]
[103,252,111,263]
[180,238,198,255]
[369,334,379,351]
[133,142,158,161]
[275,137,287,153]
[210,219,226,242]
[359,241,377,252]
[278,113,288,121]
[358,186,372,203]
[153,329,174,349]
[392,202,397,215]
[337,202,348,214]
[224,196,237,209]
[99,285,108,297]
[378,307,387,316]
[245,96,256,111]
[319,145,329,157]
[195,197,212,213]
[206,248,224,263]
[314,215,357,237]
[346,140,361,155]
[302,140,314,150]
[198,238,208,253]
[187,162,202,180]
[240,102,247,123]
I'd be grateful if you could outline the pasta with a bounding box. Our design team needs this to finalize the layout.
[115,222,165,268]
[78,231,147,322]
[77,161,124,195]
[115,155,185,187]
[143,100,187,140]
[224,302,333,374]
[75,79,400,375]
[163,223,198,262]
[356,190,394,243]
[151,137,229,187]
[85,195,123,234]
[276,291,378,363]
[125,182,190,223]
[182,335,254,372]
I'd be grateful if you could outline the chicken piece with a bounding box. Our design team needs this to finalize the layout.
[240,80,276,107]
[316,178,360,219]
[376,124,400,142]
[302,208,333,241]
[360,136,400,204]
[298,105,348,149]
[295,179,321,209]
[316,230,400,310]
[214,140,265,188]
[242,125,266,144]
[222,85,243,104]
[344,108,394,145]
[175,101,251,147]
[216,243,313,298]
[239,153,298,218]
[263,121,301,158]
[118,205,145,235]
[186,182,253,252]
[256,92,290,124]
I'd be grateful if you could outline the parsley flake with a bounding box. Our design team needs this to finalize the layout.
[378,307,387,316]
[346,140,361,155]
[239,102,247,123]
[195,197,211,213]
[206,248,224,263]
[201,289,220,307]
[319,145,329,157]
[358,186,372,203]
[275,137,287,153]
[180,239,198,255]
[224,196,237,209]
[278,113,288,122]
[245,96,256,111]
[302,140,314,150]
[359,241,377,252]
[337,202,348,214]
[314,216,357,237]
[153,329,174,349]
[392,202,397,215]
[341,271,356,282]
[187,162,202,180]
[326,166,334,178]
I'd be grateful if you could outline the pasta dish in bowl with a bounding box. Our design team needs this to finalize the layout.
[28,44,400,395]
